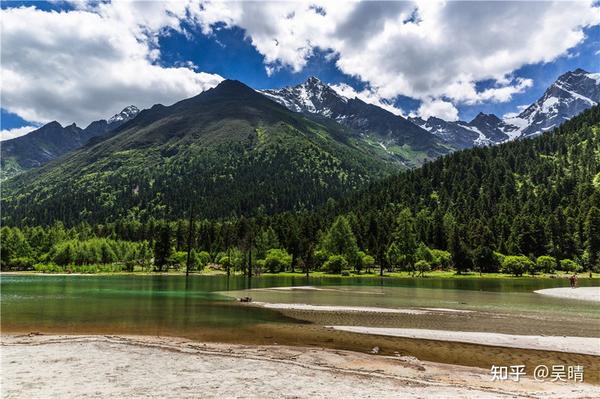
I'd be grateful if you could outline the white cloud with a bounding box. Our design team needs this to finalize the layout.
[445,78,534,105]
[3,1,599,127]
[416,99,459,121]
[0,126,38,142]
[1,4,224,127]
[330,83,404,116]
[197,0,600,112]
[503,104,530,119]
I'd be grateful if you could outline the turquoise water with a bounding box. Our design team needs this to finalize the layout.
[1,274,598,336]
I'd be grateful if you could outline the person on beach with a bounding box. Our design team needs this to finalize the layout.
[569,273,578,288]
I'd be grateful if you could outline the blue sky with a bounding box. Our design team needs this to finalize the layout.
[2,1,599,137]
[159,22,600,122]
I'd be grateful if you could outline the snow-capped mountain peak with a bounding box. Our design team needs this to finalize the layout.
[262,76,448,167]
[504,69,599,138]
[414,69,599,149]
[108,105,140,124]
[261,77,346,116]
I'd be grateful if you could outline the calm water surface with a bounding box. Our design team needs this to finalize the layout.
[2,274,598,333]
[3,274,599,383]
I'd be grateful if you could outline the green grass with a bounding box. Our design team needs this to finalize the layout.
[5,267,599,279]
[260,270,600,279]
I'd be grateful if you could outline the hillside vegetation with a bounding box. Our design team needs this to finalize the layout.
[1,81,393,225]
[3,106,599,275]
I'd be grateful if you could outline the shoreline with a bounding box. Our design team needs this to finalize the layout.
[534,287,600,302]
[3,270,600,280]
[2,334,598,399]
[327,326,600,356]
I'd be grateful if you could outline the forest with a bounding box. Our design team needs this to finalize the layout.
[2,106,600,276]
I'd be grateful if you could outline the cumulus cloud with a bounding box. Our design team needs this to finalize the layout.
[0,126,38,142]
[415,99,459,122]
[445,78,534,105]
[1,4,223,127]
[3,1,599,126]
[330,83,404,116]
[503,104,530,119]
[197,0,600,115]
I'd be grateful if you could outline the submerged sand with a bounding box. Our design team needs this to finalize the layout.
[534,287,600,302]
[328,326,600,356]
[2,334,598,399]
[255,302,430,314]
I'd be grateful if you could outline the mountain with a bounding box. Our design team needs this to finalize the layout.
[1,80,395,225]
[334,105,600,268]
[409,116,482,149]
[409,112,517,149]
[1,106,139,180]
[506,68,600,138]
[262,77,450,167]
[412,69,600,149]
[108,105,140,124]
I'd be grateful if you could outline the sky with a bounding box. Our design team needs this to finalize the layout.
[1,0,599,141]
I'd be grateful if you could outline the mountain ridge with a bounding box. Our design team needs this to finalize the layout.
[410,69,599,149]
[262,77,450,167]
[1,79,395,225]
[1,105,139,180]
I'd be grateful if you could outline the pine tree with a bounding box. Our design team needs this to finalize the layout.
[154,223,172,271]
[585,207,600,272]
[391,208,417,270]
[321,215,359,268]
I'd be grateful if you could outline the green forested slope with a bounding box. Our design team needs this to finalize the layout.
[2,101,599,275]
[335,105,600,269]
[1,80,393,225]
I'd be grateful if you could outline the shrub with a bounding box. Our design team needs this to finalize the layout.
[313,249,329,269]
[415,243,434,263]
[361,254,375,273]
[323,255,348,274]
[536,255,557,274]
[559,259,579,273]
[255,259,266,273]
[501,255,534,276]
[197,251,211,269]
[168,251,188,268]
[430,249,452,270]
[219,256,231,272]
[264,249,292,273]
[7,257,35,271]
[33,263,63,273]
[415,260,431,277]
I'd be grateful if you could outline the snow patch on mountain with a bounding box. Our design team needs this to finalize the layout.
[505,69,599,138]
[108,105,140,124]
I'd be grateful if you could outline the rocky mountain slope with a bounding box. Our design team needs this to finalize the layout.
[1,106,139,180]
[262,77,450,167]
[412,69,599,148]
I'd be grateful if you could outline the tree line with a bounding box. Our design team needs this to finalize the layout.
[1,106,599,275]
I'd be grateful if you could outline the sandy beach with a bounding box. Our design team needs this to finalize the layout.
[2,334,598,399]
[535,287,600,302]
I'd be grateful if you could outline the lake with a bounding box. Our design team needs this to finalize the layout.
[2,274,599,336]
[2,274,599,381]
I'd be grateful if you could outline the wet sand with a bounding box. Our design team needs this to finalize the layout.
[328,326,600,355]
[535,287,600,302]
[252,303,600,338]
[255,302,431,314]
[2,334,598,399]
